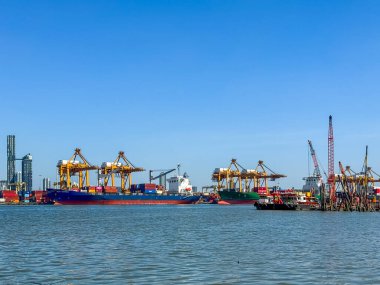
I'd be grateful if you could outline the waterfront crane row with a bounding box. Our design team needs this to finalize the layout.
[212,159,286,195]
[57,148,144,192]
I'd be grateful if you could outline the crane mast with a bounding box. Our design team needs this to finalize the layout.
[327,115,335,201]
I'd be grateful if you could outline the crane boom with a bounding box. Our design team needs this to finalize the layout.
[308,140,322,178]
[150,169,176,182]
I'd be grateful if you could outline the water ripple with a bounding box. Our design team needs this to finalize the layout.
[1,205,380,284]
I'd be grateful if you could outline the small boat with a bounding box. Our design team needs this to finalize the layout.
[255,190,320,210]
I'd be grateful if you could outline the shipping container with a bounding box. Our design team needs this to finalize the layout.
[144,184,156,189]
[32,190,45,202]
[104,186,118,193]
[1,190,19,203]
[1,190,19,198]
[144,190,157,194]
[253,187,267,194]
[214,168,228,173]
[104,186,117,190]
[137,183,156,191]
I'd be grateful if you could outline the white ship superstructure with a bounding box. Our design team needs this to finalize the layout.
[167,172,193,195]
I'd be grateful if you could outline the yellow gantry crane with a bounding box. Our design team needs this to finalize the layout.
[212,159,286,193]
[212,159,242,191]
[254,160,286,194]
[58,148,99,190]
[101,151,144,193]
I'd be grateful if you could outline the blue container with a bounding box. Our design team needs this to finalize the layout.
[137,184,145,190]
[144,190,157,194]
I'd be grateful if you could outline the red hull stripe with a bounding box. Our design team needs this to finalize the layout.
[55,200,194,205]
[218,200,257,205]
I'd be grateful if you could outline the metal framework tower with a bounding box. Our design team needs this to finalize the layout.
[7,135,16,186]
[328,116,334,178]
[327,115,335,203]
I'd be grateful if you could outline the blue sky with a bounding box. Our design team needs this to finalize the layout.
[1,0,380,189]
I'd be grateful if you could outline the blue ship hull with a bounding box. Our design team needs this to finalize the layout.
[47,189,200,205]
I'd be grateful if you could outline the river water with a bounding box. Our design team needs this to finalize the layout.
[1,205,380,284]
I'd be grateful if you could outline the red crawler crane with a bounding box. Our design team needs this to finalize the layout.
[328,115,336,202]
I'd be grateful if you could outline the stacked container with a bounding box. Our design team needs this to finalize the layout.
[130,184,157,194]
[253,187,267,195]
[104,186,118,194]
[142,183,156,194]
[31,190,45,204]
[130,184,138,192]
[1,190,19,203]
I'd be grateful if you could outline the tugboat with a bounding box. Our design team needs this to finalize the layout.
[254,189,299,210]
[254,188,321,210]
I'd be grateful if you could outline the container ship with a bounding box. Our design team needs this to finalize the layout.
[47,149,200,205]
[47,171,200,205]
[47,174,200,205]
[47,189,199,205]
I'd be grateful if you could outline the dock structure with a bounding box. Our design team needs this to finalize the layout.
[320,146,380,212]
[312,116,380,212]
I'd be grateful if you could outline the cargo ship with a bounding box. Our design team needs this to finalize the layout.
[47,190,200,205]
[47,172,200,205]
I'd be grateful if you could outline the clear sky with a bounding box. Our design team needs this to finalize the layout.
[1,0,380,189]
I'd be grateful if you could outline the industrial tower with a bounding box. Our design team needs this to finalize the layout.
[22,154,33,191]
[327,115,335,201]
[7,135,16,187]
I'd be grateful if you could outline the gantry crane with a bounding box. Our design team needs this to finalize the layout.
[58,148,99,190]
[212,159,242,191]
[212,159,286,194]
[101,151,144,193]
[254,160,287,195]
